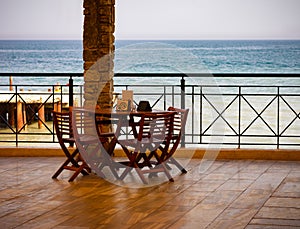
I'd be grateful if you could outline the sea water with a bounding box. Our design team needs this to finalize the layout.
[0,40,299,86]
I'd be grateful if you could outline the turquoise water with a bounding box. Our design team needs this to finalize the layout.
[0,39,299,86]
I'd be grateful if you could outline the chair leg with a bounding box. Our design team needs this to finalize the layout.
[68,163,88,182]
[52,158,70,179]
[119,151,148,184]
[160,163,174,182]
[52,149,89,180]
[151,151,174,182]
[97,160,120,180]
[109,163,121,180]
[119,166,133,180]
[52,155,77,179]
[137,153,153,168]
[135,167,148,184]
[168,157,187,173]
[77,154,91,174]
[120,163,148,184]
[157,145,187,174]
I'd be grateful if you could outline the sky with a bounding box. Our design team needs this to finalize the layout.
[0,0,299,40]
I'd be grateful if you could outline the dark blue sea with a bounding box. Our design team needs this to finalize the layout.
[0,39,299,86]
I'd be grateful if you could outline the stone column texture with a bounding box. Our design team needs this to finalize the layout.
[83,0,115,108]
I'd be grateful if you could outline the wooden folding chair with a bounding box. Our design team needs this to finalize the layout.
[117,112,176,184]
[72,108,120,180]
[146,107,189,173]
[52,111,91,182]
[163,107,189,173]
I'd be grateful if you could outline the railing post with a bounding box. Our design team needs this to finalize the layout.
[180,75,186,147]
[238,86,241,149]
[181,75,185,109]
[277,86,280,149]
[69,75,74,111]
[199,86,202,144]
[15,86,18,146]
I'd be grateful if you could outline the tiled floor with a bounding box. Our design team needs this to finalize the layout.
[0,157,299,228]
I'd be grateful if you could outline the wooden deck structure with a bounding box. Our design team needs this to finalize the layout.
[0,91,68,131]
[0,157,299,228]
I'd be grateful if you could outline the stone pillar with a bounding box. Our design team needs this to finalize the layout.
[83,0,115,109]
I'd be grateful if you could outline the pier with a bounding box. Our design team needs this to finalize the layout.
[0,90,66,131]
[0,73,81,141]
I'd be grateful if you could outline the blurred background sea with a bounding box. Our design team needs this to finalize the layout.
[0,39,299,86]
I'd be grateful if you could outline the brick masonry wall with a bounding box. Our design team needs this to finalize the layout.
[83,0,115,108]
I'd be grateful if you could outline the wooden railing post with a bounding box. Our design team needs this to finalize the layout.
[38,104,45,129]
[16,101,24,131]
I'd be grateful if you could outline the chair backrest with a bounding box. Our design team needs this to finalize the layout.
[52,111,73,142]
[137,112,175,148]
[72,108,98,142]
[167,107,189,145]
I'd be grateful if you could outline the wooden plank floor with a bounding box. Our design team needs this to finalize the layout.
[0,157,299,229]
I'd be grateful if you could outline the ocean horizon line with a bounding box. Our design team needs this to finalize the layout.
[0,38,300,41]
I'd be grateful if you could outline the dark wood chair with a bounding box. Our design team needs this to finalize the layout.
[72,108,120,180]
[52,111,91,182]
[162,107,189,173]
[117,112,176,184]
[144,107,189,175]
